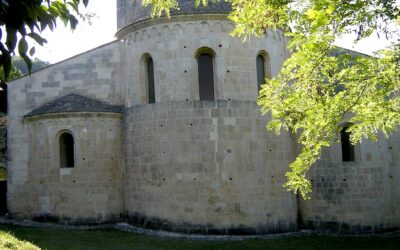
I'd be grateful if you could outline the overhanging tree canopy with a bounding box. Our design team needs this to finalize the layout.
[1,0,399,198]
[0,0,89,79]
[145,0,400,198]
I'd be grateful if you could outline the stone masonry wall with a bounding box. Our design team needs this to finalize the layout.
[120,17,296,233]
[388,131,400,227]
[299,135,395,232]
[7,41,122,220]
[6,10,400,233]
[119,17,289,107]
[0,116,6,168]
[17,113,123,223]
[124,100,297,234]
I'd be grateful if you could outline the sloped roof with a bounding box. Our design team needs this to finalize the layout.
[331,46,371,58]
[117,0,231,30]
[24,94,123,118]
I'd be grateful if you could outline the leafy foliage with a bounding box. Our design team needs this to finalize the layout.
[12,57,50,75]
[0,0,89,79]
[143,0,180,18]
[144,0,400,199]
[0,65,21,92]
[0,58,50,114]
[254,0,400,199]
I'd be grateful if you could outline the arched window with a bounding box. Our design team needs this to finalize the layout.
[197,48,215,100]
[256,52,271,91]
[146,57,155,104]
[341,126,355,162]
[140,53,155,104]
[60,132,75,168]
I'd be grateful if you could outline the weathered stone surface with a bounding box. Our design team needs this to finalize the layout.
[0,114,6,168]
[11,113,123,222]
[123,100,297,232]
[5,0,400,234]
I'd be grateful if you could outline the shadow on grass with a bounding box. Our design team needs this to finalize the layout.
[0,224,399,250]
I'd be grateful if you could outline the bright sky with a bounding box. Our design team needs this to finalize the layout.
[34,0,394,63]
[35,0,117,63]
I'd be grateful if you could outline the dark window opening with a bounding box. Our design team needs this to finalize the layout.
[0,181,7,215]
[341,126,355,162]
[198,53,215,100]
[147,58,155,104]
[256,55,266,91]
[60,132,74,168]
[0,83,7,114]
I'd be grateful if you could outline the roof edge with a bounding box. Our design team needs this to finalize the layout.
[24,94,124,118]
[7,40,120,84]
[333,45,373,58]
[23,111,123,121]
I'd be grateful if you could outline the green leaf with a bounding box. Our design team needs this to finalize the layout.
[29,46,36,57]
[27,33,47,46]
[5,28,17,52]
[21,53,32,75]
[69,15,78,30]
[68,1,79,12]
[305,9,317,19]
[0,48,12,80]
[18,38,28,55]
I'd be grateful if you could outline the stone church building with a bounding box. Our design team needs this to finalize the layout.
[6,0,400,234]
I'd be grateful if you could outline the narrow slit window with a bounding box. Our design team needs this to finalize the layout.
[256,55,266,91]
[60,132,75,168]
[341,126,355,162]
[198,53,215,100]
[147,58,155,104]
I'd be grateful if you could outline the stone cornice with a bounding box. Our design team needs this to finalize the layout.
[115,13,229,39]
[23,112,123,122]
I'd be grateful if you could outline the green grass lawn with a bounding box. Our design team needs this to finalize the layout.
[0,224,399,250]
